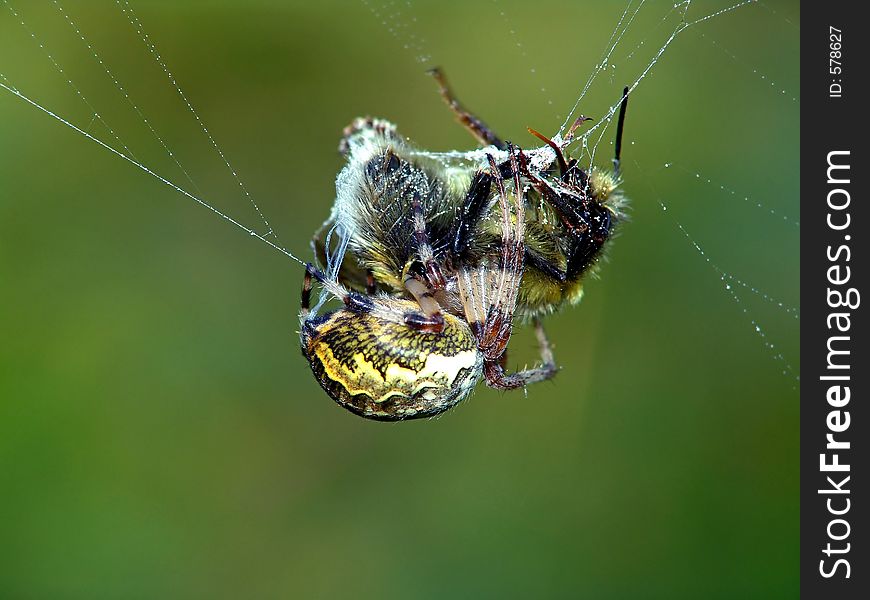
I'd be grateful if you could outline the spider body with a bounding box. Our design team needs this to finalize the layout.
[300,72,629,420]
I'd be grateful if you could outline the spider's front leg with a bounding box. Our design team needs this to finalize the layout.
[399,192,450,333]
[301,263,443,334]
[456,146,557,391]
[487,148,557,389]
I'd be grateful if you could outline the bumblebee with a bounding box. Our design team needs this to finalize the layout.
[300,70,629,420]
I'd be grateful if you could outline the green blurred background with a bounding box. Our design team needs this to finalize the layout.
[0,1,799,598]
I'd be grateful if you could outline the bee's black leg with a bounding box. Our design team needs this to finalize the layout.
[428,67,505,150]
[523,248,567,283]
[450,170,493,259]
[524,171,613,281]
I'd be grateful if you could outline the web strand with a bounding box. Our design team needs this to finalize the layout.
[0,78,305,267]
[635,158,799,385]
[114,0,278,242]
[659,162,799,227]
[566,0,761,163]
[2,0,137,163]
[559,0,646,136]
[49,0,203,198]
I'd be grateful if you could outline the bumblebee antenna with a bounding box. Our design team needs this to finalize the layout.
[613,86,629,176]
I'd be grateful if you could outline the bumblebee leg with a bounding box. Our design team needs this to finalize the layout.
[524,171,613,281]
[450,170,493,258]
[428,67,505,150]
[482,318,557,389]
[524,247,567,283]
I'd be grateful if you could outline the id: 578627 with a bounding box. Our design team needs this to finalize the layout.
[829,26,843,98]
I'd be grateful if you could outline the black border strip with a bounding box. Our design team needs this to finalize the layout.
[801,2,867,597]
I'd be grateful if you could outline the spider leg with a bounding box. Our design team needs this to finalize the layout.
[399,193,447,332]
[483,318,557,390]
[428,67,505,150]
[470,148,557,390]
[301,264,315,317]
[456,147,529,378]
[301,264,361,314]
[402,276,445,333]
[301,263,443,334]
[481,148,524,359]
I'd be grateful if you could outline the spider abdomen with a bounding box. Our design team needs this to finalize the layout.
[301,298,483,421]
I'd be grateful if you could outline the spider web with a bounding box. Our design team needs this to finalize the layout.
[0,0,799,385]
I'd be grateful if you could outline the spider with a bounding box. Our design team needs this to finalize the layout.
[300,70,629,420]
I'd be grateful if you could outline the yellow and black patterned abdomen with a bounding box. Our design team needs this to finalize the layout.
[301,299,483,420]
